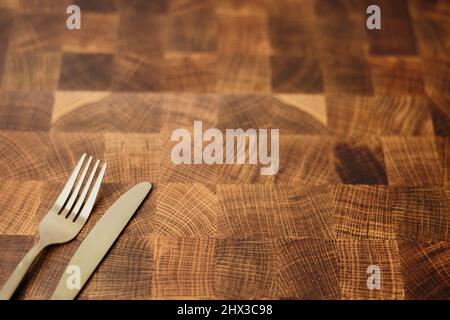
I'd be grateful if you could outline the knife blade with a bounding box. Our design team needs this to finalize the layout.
[50,181,152,300]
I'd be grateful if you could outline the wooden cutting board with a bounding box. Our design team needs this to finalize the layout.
[0,0,448,299]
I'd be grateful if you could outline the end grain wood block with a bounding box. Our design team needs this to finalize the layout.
[398,241,450,299]
[322,55,373,95]
[73,0,119,12]
[103,133,160,183]
[337,240,404,299]
[216,184,278,239]
[0,91,53,131]
[8,14,63,53]
[271,55,324,93]
[155,183,217,238]
[118,12,165,54]
[327,96,434,136]
[391,187,449,241]
[276,239,340,299]
[163,54,217,92]
[275,135,338,185]
[52,92,162,132]
[381,137,442,187]
[217,14,270,56]
[423,59,450,96]
[78,236,154,300]
[216,55,270,93]
[58,53,114,91]
[17,0,70,14]
[152,236,215,299]
[0,181,44,235]
[62,12,119,54]
[218,95,327,134]
[370,57,425,95]
[332,185,395,240]
[367,12,417,55]
[215,239,277,299]
[1,51,62,91]
[166,11,216,54]
[112,51,164,91]
[269,16,316,56]
[275,185,335,239]
[333,137,388,184]
[430,97,450,136]
[0,132,48,180]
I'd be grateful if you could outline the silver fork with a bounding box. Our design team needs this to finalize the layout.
[0,154,106,300]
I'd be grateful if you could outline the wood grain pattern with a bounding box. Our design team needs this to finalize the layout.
[0,0,449,300]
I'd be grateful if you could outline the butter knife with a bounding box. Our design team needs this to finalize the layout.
[50,181,152,300]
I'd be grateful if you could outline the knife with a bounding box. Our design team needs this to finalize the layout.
[50,181,152,300]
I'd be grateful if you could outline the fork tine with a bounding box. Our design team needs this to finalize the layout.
[60,156,93,218]
[68,159,100,221]
[52,153,86,213]
[74,162,106,222]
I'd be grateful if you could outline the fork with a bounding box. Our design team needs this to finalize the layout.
[0,153,106,300]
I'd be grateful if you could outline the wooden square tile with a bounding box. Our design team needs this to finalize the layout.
[216,184,278,239]
[217,14,270,56]
[17,0,69,14]
[103,133,160,183]
[155,183,217,237]
[269,17,316,56]
[271,55,324,93]
[118,12,165,54]
[333,185,395,239]
[0,181,44,235]
[436,137,450,186]
[275,185,335,239]
[423,58,450,96]
[322,55,373,95]
[163,54,216,92]
[52,92,162,132]
[327,96,435,136]
[0,132,48,180]
[62,12,119,54]
[1,51,62,90]
[152,236,215,298]
[398,241,450,299]
[333,137,388,184]
[58,53,114,91]
[215,239,277,299]
[391,187,449,241]
[366,12,417,55]
[218,94,327,134]
[337,240,404,299]
[382,137,442,186]
[74,0,119,12]
[276,239,340,299]
[412,16,449,59]
[112,51,163,91]
[0,92,53,131]
[8,14,63,52]
[370,57,425,95]
[217,55,270,93]
[166,10,216,53]
[275,135,338,185]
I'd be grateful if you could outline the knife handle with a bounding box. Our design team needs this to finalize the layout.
[0,239,46,300]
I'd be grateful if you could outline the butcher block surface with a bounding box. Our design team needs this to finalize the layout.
[0,0,449,299]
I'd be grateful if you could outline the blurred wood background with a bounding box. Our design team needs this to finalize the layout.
[0,0,449,299]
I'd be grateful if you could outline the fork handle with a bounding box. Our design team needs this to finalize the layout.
[0,239,47,300]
